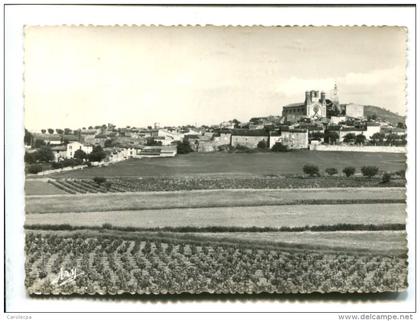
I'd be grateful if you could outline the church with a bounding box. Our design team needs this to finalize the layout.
[282,90,328,121]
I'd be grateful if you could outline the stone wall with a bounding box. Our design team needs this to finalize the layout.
[309,144,406,153]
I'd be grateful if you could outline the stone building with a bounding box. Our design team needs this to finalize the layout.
[282,90,327,121]
[343,103,364,119]
[269,129,308,150]
[230,129,269,149]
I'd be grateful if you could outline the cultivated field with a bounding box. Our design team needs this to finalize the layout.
[25,230,407,295]
[24,150,408,294]
[24,175,405,196]
[25,203,406,229]
[48,151,406,178]
[25,180,68,196]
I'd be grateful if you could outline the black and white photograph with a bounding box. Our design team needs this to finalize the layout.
[22,25,409,296]
[3,3,418,318]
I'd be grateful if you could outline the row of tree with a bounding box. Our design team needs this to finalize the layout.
[310,131,406,146]
[302,164,404,180]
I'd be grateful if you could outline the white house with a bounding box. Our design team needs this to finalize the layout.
[365,122,382,140]
[50,145,67,162]
[66,142,93,159]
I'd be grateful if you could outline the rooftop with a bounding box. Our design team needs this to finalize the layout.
[231,129,269,137]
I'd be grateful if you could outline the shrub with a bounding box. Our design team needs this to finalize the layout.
[102,223,113,230]
[361,166,379,178]
[257,140,268,149]
[27,164,42,174]
[271,142,289,152]
[84,161,92,167]
[342,167,356,177]
[176,140,193,154]
[51,162,63,170]
[325,168,338,176]
[395,169,406,178]
[93,176,107,185]
[382,172,392,184]
[303,164,320,177]
[74,149,87,160]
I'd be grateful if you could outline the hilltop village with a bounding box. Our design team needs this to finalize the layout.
[24,86,406,174]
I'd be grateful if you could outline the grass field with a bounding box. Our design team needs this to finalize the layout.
[25,180,68,196]
[25,187,405,214]
[48,151,406,178]
[25,203,406,229]
[189,231,407,254]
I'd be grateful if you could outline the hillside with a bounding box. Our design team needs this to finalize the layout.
[364,105,405,125]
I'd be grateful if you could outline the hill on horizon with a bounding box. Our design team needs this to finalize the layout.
[363,105,405,125]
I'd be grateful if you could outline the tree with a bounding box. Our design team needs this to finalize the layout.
[370,132,385,145]
[324,131,339,145]
[176,140,193,154]
[24,152,37,164]
[361,166,379,178]
[64,128,72,135]
[27,164,42,174]
[310,132,324,141]
[381,172,392,184]
[104,139,113,148]
[24,129,33,146]
[303,164,320,177]
[257,139,267,149]
[397,122,406,129]
[93,177,106,185]
[386,134,400,146]
[88,145,106,162]
[88,126,93,130]
[342,167,356,177]
[56,129,64,135]
[34,139,46,148]
[325,168,338,176]
[47,128,54,134]
[37,145,54,162]
[343,133,356,143]
[74,149,87,160]
[271,142,289,152]
[355,134,366,145]
[41,129,46,134]
[368,113,377,121]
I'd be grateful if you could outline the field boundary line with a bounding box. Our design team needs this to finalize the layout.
[25,186,407,198]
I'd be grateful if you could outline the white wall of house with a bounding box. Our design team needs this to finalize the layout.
[365,125,382,139]
[53,150,67,162]
[158,129,184,142]
[66,142,93,158]
[345,103,364,119]
[269,132,308,149]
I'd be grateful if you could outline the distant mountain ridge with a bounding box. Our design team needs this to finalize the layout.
[363,105,405,125]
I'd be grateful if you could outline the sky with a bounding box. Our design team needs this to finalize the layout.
[24,26,407,131]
